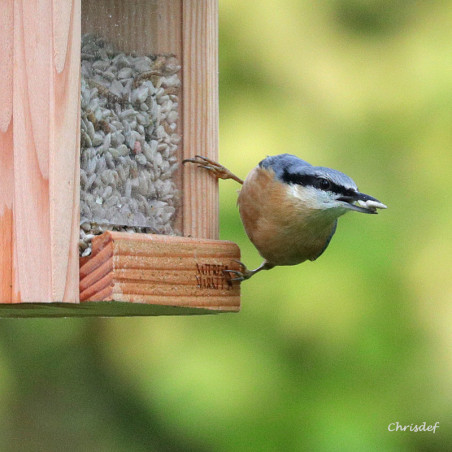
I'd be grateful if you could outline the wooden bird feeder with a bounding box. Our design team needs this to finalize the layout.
[0,0,241,317]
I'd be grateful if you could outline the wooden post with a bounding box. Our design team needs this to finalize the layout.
[182,0,219,239]
[0,0,81,303]
[0,0,14,303]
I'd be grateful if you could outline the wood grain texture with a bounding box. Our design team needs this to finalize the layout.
[182,0,219,239]
[0,0,14,303]
[7,0,80,303]
[81,0,182,55]
[80,232,241,311]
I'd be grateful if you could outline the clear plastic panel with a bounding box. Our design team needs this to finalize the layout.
[80,0,182,234]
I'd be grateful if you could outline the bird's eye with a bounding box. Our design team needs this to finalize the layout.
[317,178,331,190]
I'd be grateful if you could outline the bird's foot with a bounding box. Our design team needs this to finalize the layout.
[224,259,273,282]
[182,155,244,185]
[223,260,255,282]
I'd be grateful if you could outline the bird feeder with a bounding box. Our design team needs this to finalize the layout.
[0,0,241,317]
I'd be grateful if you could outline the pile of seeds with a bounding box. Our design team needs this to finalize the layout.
[79,34,181,257]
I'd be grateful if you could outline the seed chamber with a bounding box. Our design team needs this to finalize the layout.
[80,0,183,257]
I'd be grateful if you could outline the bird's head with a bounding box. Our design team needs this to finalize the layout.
[260,154,387,216]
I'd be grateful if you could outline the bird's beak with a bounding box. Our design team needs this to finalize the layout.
[338,191,387,214]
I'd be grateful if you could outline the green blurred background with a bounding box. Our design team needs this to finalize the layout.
[2,0,452,450]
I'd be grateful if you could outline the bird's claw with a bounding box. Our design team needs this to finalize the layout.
[223,259,254,282]
[182,155,244,184]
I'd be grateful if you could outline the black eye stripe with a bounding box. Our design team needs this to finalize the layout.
[280,171,355,197]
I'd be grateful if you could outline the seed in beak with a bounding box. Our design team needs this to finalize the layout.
[357,199,387,210]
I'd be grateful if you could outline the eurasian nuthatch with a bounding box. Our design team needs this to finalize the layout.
[183,154,387,281]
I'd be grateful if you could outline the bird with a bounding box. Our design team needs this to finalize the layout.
[183,154,387,281]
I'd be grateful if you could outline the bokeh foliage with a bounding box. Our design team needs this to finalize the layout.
[1,1,451,450]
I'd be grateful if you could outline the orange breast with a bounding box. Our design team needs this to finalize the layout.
[238,167,336,265]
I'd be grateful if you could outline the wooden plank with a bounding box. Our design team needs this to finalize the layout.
[154,0,182,54]
[11,0,80,303]
[52,0,81,302]
[0,0,14,303]
[107,294,240,310]
[182,0,219,239]
[79,271,113,301]
[81,0,182,55]
[79,254,113,294]
[153,0,184,234]
[79,232,241,312]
